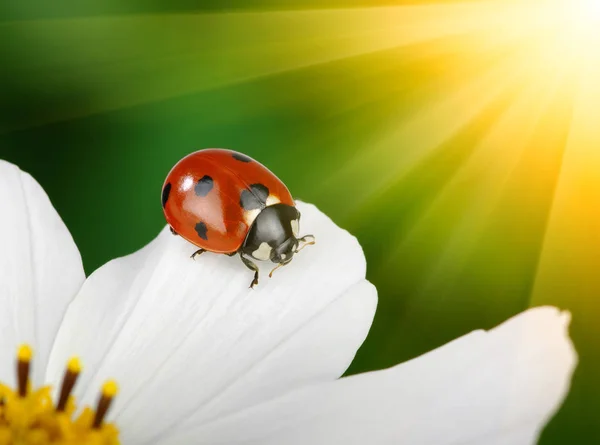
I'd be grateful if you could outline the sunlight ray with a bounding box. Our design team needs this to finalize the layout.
[270,27,540,189]
[329,10,591,217]
[383,65,566,280]
[530,28,600,316]
[325,43,550,219]
[0,1,560,131]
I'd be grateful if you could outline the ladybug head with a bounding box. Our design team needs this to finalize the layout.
[241,203,314,267]
[270,236,298,265]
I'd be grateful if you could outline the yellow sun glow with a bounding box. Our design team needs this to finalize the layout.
[576,0,600,22]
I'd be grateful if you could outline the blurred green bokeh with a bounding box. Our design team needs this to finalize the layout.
[1,1,598,443]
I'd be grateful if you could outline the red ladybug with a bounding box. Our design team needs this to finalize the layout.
[162,149,315,288]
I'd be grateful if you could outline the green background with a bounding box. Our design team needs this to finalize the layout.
[0,1,597,443]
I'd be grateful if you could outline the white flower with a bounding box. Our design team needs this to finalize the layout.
[0,159,576,445]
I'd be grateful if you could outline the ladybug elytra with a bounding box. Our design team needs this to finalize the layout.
[161,149,315,288]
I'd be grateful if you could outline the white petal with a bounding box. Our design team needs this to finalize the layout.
[170,306,576,445]
[46,201,376,444]
[0,160,85,385]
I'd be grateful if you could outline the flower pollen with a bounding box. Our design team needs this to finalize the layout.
[0,345,120,444]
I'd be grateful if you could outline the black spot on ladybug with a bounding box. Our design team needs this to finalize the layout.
[251,184,269,201]
[240,184,270,210]
[195,221,208,240]
[162,183,172,208]
[195,175,214,197]
[232,152,252,163]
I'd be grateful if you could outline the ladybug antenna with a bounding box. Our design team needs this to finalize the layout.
[295,234,315,253]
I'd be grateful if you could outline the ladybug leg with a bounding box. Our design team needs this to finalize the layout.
[225,252,237,257]
[295,234,315,253]
[239,253,260,289]
[169,226,178,236]
[190,248,206,260]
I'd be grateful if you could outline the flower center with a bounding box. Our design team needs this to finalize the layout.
[0,345,120,444]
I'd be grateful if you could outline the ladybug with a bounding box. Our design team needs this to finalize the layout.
[161,148,315,288]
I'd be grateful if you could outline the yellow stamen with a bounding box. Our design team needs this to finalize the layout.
[101,381,119,398]
[67,357,82,374]
[16,344,32,398]
[93,380,119,429]
[56,356,82,413]
[0,345,120,444]
[17,344,33,362]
